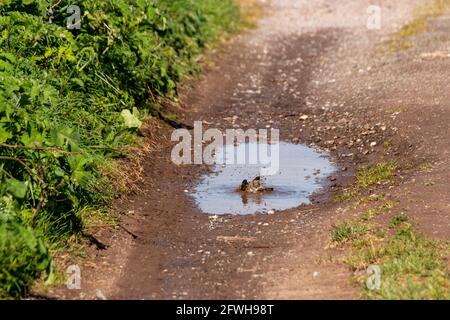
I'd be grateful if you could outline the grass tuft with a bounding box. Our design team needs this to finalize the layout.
[332,221,372,243]
[356,162,397,188]
[389,213,409,228]
[336,162,397,203]
[380,0,450,54]
[333,210,450,299]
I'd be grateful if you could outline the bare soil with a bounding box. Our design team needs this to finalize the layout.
[49,0,450,300]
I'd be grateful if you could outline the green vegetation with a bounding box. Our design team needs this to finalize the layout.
[381,0,450,53]
[332,221,372,243]
[362,201,394,221]
[0,221,52,299]
[332,199,450,299]
[389,212,409,228]
[336,161,397,202]
[0,0,240,298]
[348,223,450,300]
[356,162,397,188]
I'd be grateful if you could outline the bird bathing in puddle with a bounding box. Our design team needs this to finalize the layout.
[192,142,336,215]
[238,176,274,194]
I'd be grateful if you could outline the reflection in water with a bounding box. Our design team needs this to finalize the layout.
[191,142,336,215]
[239,192,265,206]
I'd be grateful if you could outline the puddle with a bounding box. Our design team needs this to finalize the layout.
[191,142,337,215]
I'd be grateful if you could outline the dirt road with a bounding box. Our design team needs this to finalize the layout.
[55,0,450,300]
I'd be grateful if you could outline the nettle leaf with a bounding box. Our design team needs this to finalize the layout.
[0,52,17,64]
[0,124,13,143]
[67,154,90,186]
[0,60,14,72]
[6,179,28,199]
[53,166,67,178]
[41,85,59,106]
[21,126,45,147]
[30,80,40,102]
[0,74,21,95]
[70,78,84,88]
[121,107,142,129]
[51,126,80,152]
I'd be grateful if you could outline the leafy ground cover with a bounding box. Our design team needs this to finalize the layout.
[0,0,240,298]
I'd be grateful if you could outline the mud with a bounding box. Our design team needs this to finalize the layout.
[49,0,450,300]
[193,142,336,215]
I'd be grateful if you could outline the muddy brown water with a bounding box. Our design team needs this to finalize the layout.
[192,142,336,215]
